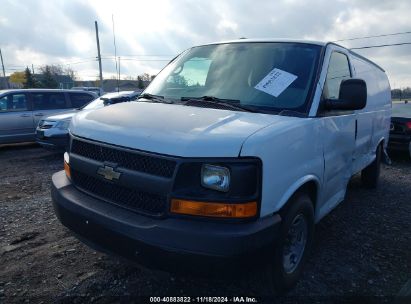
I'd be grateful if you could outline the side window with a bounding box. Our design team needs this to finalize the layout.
[0,94,28,112]
[69,93,95,108]
[323,52,351,100]
[167,57,212,87]
[32,92,66,110]
[0,95,8,111]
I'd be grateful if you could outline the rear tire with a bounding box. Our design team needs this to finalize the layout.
[266,193,314,293]
[361,144,382,188]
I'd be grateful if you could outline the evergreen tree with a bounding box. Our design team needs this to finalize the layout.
[23,67,38,88]
[137,76,144,89]
[40,66,58,88]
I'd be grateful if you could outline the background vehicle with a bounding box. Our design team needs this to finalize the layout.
[36,91,140,151]
[0,89,96,145]
[52,40,391,292]
[71,86,103,96]
[388,101,411,158]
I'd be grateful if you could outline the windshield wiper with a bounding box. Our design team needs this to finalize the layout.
[277,109,308,118]
[101,96,132,105]
[181,96,257,113]
[137,93,174,104]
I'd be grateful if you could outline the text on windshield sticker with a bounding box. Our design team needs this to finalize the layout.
[254,68,298,98]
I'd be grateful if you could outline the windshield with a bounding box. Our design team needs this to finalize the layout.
[145,42,322,113]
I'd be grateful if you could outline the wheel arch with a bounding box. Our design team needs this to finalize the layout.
[376,136,386,150]
[277,175,320,217]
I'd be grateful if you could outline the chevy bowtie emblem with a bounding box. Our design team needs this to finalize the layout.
[97,165,121,181]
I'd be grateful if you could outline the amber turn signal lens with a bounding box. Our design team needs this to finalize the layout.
[64,161,71,179]
[170,199,257,218]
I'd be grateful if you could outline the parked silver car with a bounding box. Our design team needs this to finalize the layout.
[36,91,141,151]
[71,86,103,96]
[0,89,97,144]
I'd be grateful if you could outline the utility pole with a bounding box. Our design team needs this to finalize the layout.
[118,56,121,83]
[31,64,35,74]
[0,48,9,89]
[95,21,103,92]
[111,14,120,93]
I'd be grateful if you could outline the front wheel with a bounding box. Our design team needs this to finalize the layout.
[266,193,315,293]
[361,144,382,188]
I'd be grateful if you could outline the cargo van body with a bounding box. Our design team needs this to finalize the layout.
[51,39,391,290]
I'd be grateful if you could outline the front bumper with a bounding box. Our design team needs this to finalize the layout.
[51,171,281,269]
[36,128,69,151]
[388,134,411,152]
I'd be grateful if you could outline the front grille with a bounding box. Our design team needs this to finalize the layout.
[71,169,167,216]
[71,139,176,178]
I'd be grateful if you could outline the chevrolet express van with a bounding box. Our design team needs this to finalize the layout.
[51,39,391,290]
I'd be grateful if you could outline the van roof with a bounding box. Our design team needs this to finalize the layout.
[202,38,328,47]
[198,38,385,72]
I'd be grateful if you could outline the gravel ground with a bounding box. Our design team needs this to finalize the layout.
[0,144,410,303]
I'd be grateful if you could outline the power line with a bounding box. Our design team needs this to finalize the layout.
[102,57,170,62]
[61,59,97,65]
[6,58,97,69]
[102,54,175,57]
[334,30,411,42]
[4,56,169,71]
[351,42,411,50]
[118,54,175,57]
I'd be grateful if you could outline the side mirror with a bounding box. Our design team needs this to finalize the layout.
[325,79,367,111]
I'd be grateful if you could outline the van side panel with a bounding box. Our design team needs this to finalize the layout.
[240,118,323,218]
[350,55,391,174]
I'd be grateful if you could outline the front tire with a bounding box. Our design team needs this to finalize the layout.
[361,144,382,188]
[267,193,315,293]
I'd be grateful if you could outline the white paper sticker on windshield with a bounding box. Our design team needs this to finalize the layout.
[254,68,298,98]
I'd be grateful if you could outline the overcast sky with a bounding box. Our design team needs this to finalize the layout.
[1,0,411,88]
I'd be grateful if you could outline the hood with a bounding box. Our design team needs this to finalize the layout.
[70,102,296,157]
[46,110,78,121]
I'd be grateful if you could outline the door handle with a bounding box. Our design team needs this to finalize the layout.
[355,119,358,139]
[34,113,44,117]
[20,114,31,117]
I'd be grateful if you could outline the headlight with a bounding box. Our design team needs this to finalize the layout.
[38,120,55,128]
[55,119,71,130]
[64,152,71,178]
[201,164,230,192]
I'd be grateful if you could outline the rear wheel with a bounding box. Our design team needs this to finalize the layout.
[266,193,314,293]
[361,144,382,188]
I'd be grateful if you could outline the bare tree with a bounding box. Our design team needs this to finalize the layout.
[39,64,64,75]
[64,67,78,81]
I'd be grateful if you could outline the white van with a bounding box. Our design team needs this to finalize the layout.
[52,39,391,290]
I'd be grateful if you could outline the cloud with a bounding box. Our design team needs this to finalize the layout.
[1,0,411,87]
